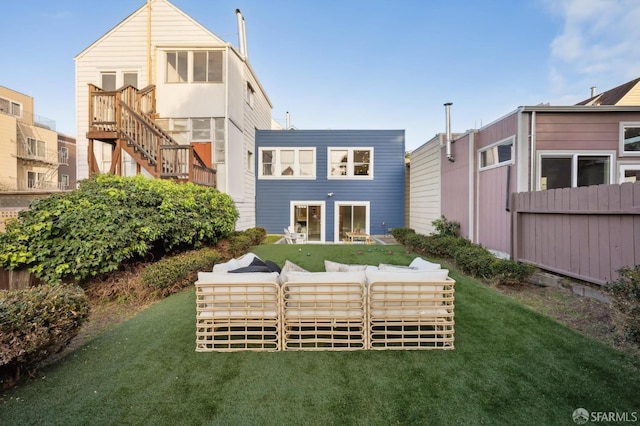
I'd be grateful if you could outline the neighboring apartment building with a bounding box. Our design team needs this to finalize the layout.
[0,86,61,192]
[255,129,406,243]
[74,0,272,229]
[57,133,77,190]
[411,78,640,257]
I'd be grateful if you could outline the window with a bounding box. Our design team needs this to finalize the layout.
[123,72,138,88]
[620,122,640,155]
[60,147,69,164]
[0,97,22,118]
[619,164,640,183]
[166,51,188,83]
[101,72,116,90]
[155,117,225,163]
[193,51,223,82]
[479,137,514,170]
[538,151,614,190]
[27,171,46,189]
[258,148,316,178]
[60,174,69,189]
[328,147,373,179]
[245,82,255,107]
[27,137,46,158]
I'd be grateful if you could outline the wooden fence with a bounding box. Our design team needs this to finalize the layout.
[511,181,640,286]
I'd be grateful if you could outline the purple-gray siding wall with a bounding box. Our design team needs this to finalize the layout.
[512,181,640,285]
[440,135,471,238]
[476,114,518,254]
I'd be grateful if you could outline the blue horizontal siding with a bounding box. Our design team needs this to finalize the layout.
[256,130,405,241]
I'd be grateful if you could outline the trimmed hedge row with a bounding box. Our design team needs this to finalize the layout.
[140,227,267,294]
[0,285,90,390]
[392,226,535,285]
[0,175,238,285]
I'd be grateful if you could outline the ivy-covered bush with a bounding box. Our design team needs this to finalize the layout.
[391,227,416,244]
[608,265,640,343]
[243,227,267,246]
[141,247,220,294]
[0,284,90,389]
[0,175,238,284]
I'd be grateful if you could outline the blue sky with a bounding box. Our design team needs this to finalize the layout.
[2,0,640,151]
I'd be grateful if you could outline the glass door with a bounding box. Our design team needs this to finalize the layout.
[292,203,323,242]
[337,203,368,242]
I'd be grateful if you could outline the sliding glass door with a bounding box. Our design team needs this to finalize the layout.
[335,202,369,242]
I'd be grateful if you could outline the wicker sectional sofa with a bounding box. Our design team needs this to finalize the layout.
[195,254,455,352]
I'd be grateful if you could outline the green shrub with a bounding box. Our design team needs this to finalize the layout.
[227,233,253,258]
[432,215,461,238]
[424,235,472,258]
[391,227,416,244]
[0,284,90,389]
[608,265,640,343]
[453,244,495,279]
[492,259,536,285]
[0,175,238,284]
[243,227,267,246]
[141,247,221,293]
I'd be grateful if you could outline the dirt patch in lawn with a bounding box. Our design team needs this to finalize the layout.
[495,282,640,359]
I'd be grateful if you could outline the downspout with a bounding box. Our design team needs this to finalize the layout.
[444,103,454,162]
[530,111,536,191]
[147,0,152,84]
[469,131,475,243]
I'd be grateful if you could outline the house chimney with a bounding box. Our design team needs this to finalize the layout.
[591,86,597,97]
[444,102,454,162]
[236,9,248,58]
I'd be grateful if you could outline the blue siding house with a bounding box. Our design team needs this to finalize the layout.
[255,129,405,243]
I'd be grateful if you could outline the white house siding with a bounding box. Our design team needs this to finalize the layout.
[409,135,442,236]
[75,0,226,181]
[75,0,273,231]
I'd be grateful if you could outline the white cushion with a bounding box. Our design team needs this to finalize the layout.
[282,271,367,285]
[378,263,417,271]
[197,271,279,284]
[324,260,367,272]
[409,257,441,270]
[211,253,261,273]
[365,269,450,284]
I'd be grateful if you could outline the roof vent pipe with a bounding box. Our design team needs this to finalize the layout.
[590,86,597,97]
[286,111,290,130]
[444,102,454,162]
[236,9,248,58]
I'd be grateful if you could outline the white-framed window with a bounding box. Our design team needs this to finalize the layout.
[193,51,223,82]
[327,147,373,179]
[166,50,223,83]
[155,117,225,163]
[537,150,615,190]
[100,72,117,90]
[26,171,46,189]
[123,72,138,88]
[245,82,255,107]
[0,97,22,118]
[60,146,69,164]
[258,147,316,179]
[27,137,46,159]
[479,136,514,170]
[620,122,640,156]
[619,164,640,183]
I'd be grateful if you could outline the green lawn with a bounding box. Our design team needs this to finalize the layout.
[1,245,639,425]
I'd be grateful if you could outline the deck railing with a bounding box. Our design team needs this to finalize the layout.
[88,84,215,187]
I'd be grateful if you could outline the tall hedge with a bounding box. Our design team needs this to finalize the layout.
[0,175,238,284]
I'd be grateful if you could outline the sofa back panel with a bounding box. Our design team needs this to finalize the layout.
[197,271,279,284]
[282,271,367,285]
[365,269,450,284]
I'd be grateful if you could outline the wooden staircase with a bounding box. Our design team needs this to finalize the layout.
[87,84,216,187]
